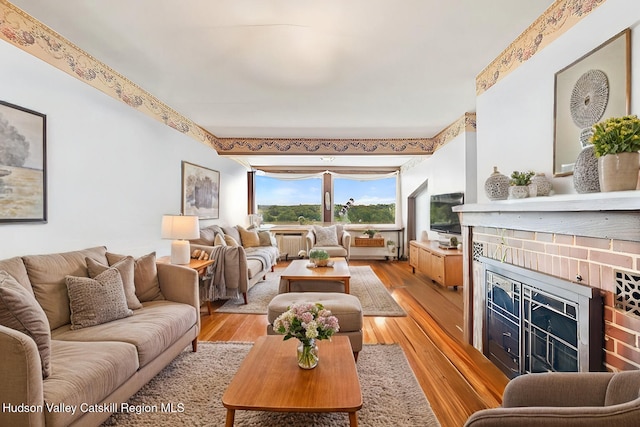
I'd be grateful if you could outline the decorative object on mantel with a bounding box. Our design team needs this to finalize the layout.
[590,115,640,192]
[273,302,339,369]
[509,171,535,199]
[531,173,553,196]
[484,166,510,200]
[573,145,601,193]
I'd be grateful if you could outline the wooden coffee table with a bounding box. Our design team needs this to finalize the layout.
[222,335,362,426]
[280,257,352,293]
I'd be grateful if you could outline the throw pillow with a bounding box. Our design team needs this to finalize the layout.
[106,252,164,302]
[66,268,132,330]
[224,235,240,247]
[190,226,216,246]
[214,233,227,247]
[314,225,339,246]
[86,257,142,310]
[258,231,273,246]
[0,270,52,378]
[237,225,260,248]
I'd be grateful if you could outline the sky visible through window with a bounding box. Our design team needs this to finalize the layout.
[256,175,396,206]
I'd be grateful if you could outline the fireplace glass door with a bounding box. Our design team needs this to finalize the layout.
[486,271,521,378]
[524,287,578,373]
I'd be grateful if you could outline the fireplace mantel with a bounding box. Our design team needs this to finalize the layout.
[454,192,640,242]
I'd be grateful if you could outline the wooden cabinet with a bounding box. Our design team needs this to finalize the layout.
[409,240,462,289]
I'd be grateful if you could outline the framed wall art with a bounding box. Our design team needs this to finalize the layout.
[553,29,630,177]
[181,161,219,219]
[0,101,47,223]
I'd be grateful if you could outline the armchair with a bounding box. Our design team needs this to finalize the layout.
[464,370,640,427]
[306,224,351,260]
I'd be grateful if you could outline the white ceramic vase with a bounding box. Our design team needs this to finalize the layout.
[509,185,529,199]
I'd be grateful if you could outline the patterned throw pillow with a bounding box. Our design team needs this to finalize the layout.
[0,270,52,378]
[237,225,260,248]
[66,268,133,330]
[86,256,142,310]
[314,225,339,246]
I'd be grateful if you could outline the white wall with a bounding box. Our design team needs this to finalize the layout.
[400,131,473,243]
[0,41,248,259]
[476,0,640,202]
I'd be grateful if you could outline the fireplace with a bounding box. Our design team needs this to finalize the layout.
[482,257,603,378]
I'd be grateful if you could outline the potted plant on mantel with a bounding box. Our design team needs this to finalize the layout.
[509,170,535,199]
[590,115,640,192]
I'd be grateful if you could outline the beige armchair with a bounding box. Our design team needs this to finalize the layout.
[306,224,351,260]
[464,370,640,427]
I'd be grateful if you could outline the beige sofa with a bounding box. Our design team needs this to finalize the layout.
[0,246,200,427]
[190,225,279,304]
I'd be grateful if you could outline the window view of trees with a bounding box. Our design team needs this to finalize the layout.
[334,176,396,224]
[255,174,397,225]
[256,176,322,224]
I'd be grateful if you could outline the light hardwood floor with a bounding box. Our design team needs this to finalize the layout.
[199,259,509,427]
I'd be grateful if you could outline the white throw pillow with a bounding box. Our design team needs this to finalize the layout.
[214,233,227,246]
[314,225,339,246]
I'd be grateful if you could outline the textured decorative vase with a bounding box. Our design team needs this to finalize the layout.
[531,173,552,196]
[573,145,600,193]
[598,152,640,192]
[484,166,510,200]
[509,186,529,199]
[297,339,318,369]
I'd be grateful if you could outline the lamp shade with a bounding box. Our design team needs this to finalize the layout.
[161,215,200,240]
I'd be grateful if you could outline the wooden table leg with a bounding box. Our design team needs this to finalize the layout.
[344,278,350,294]
[225,409,235,427]
[349,411,358,426]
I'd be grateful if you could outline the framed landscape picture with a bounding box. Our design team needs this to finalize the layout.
[181,161,219,219]
[0,101,47,223]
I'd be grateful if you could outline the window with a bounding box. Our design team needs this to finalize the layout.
[256,175,322,224]
[334,176,396,224]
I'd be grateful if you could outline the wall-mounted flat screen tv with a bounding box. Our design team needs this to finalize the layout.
[430,192,464,235]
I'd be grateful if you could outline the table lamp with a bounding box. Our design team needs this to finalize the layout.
[161,214,200,264]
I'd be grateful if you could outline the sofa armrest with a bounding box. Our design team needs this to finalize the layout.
[502,372,614,408]
[156,263,200,330]
[305,231,315,253]
[0,325,45,427]
[340,231,351,259]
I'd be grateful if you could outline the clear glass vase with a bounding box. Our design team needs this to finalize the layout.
[297,339,319,369]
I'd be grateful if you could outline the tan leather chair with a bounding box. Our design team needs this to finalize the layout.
[464,370,640,426]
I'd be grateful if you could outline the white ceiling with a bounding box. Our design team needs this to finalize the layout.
[11,0,554,168]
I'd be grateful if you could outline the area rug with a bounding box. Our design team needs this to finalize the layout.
[102,342,440,426]
[216,265,406,316]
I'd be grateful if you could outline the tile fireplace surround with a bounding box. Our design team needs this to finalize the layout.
[455,192,640,372]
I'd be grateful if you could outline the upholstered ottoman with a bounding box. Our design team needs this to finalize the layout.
[267,292,363,360]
